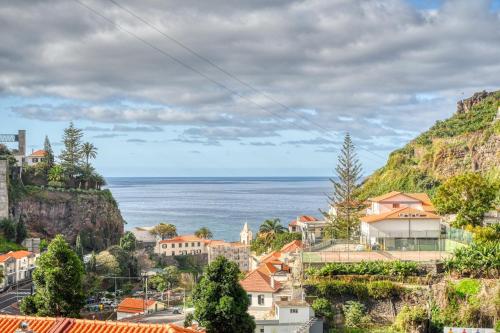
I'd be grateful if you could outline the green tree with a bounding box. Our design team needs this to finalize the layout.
[434,173,498,227]
[0,218,16,242]
[95,250,120,276]
[323,133,363,240]
[120,231,137,252]
[47,165,66,188]
[149,266,180,300]
[59,122,83,180]
[81,142,98,189]
[86,251,97,272]
[195,227,213,239]
[15,219,27,244]
[343,300,371,328]
[20,235,85,317]
[150,223,177,240]
[43,135,55,168]
[75,233,84,259]
[192,257,255,333]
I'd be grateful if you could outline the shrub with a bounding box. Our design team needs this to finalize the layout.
[444,240,499,277]
[453,279,481,299]
[367,281,398,299]
[393,306,428,333]
[313,261,420,278]
[311,298,333,319]
[343,301,371,328]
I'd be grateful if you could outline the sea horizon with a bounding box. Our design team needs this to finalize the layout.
[106,176,332,242]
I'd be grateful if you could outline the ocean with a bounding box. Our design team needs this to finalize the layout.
[106,177,332,241]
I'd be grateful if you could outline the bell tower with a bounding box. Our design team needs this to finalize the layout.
[240,222,253,245]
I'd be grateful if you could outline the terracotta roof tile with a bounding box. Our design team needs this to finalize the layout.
[260,251,282,263]
[7,250,34,259]
[29,150,47,157]
[0,254,15,263]
[159,235,210,244]
[240,269,281,293]
[361,207,441,223]
[280,240,302,253]
[0,315,204,333]
[117,298,156,313]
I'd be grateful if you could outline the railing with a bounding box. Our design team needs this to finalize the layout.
[294,317,318,333]
[446,226,473,244]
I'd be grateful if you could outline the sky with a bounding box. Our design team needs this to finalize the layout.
[1,0,499,177]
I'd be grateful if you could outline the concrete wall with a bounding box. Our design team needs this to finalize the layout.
[0,160,8,219]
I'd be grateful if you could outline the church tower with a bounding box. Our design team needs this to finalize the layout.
[240,222,253,245]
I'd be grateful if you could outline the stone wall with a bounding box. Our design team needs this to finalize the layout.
[0,160,8,219]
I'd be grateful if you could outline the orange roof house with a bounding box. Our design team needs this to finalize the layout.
[0,314,204,333]
[158,235,211,244]
[28,150,47,157]
[117,298,156,314]
[360,207,441,223]
[280,240,302,253]
[240,269,281,293]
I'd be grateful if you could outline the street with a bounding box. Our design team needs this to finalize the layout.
[0,282,32,314]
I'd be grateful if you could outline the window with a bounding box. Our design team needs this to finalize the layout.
[171,251,175,256]
[162,244,167,249]
[258,294,265,305]
[179,243,182,248]
[247,294,252,305]
[290,309,298,314]
[172,244,175,248]
[198,242,201,246]
[32,158,38,163]
[393,203,400,208]
[260,329,264,333]
[185,243,189,247]
[192,242,195,247]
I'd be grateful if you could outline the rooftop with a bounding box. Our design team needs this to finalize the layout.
[0,315,204,333]
[117,298,156,314]
[28,149,46,157]
[361,206,441,223]
[240,269,281,293]
[158,234,210,244]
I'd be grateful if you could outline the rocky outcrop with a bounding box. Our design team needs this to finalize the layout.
[11,189,124,251]
[456,90,498,114]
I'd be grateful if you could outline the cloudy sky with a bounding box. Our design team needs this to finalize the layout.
[1,0,499,177]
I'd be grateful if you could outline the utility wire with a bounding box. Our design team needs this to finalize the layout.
[104,0,387,162]
[73,0,387,163]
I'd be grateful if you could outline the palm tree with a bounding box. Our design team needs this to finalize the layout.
[195,227,213,239]
[259,218,286,236]
[82,142,98,169]
[81,142,97,189]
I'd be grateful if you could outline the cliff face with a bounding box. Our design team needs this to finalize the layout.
[12,189,124,251]
[357,90,500,200]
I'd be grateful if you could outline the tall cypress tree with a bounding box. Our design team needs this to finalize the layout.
[323,133,363,240]
[75,233,84,259]
[59,122,83,180]
[43,135,55,168]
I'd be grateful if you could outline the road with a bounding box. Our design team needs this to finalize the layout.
[0,282,33,314]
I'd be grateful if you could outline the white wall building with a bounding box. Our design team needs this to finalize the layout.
[360,191,442,248]
[254,301,322,333]
[156,235,210,256]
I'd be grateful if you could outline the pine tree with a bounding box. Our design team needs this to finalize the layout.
[323,133,363,240]
[15,219,27,244]
[43,135,55,168]
[59,122,83,180]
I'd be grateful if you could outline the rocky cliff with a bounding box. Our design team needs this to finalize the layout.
[357,90,500,200]
[11,188,124,251]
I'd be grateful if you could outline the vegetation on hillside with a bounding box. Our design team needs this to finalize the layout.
[356,91,500,200]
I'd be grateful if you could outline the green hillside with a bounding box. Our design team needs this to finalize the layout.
[357,90,500,200]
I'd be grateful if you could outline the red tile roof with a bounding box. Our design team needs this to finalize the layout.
[280,240,302,253]
[0,315,204,333]
[260,251,282,263]
[360,206,441,223]
[159,235,210,244]
[240,269,281,293]
[7,250,34,259]
[117,298,156,314]
[0,254,15,263]
[29,149,47,157]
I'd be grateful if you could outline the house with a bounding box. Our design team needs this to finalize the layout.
[288,216,328,246]
[255,300,322,333]
[207,240,250,272]
[0,255,16,289]
[360,191,442,249]
[25,150,46,166]
[240,269,282,309]
[131,226,158,249]
[156,235,211,257]
[0,250,38,289]
[116,297,165,320]
[0,314,205,333]
[256,260,290,282]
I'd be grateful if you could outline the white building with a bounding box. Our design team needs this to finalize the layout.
[240,222,253,245]
[288,216,328,246]
[207,240,250,272]
[360,191,442,249]
[241,269,282,309]
[156,235,210,256]
[254,300,322,333]
[0,250,38,289]
[25,150,46,166]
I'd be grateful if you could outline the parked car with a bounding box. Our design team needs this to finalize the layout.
[100,297,113,305]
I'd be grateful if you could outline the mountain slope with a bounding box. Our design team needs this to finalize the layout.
[357,90,500,200]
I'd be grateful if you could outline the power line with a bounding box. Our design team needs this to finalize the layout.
[72,0,387,163]
[103,0,387,162]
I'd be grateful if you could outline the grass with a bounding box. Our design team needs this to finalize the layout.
[0,236,27,253]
